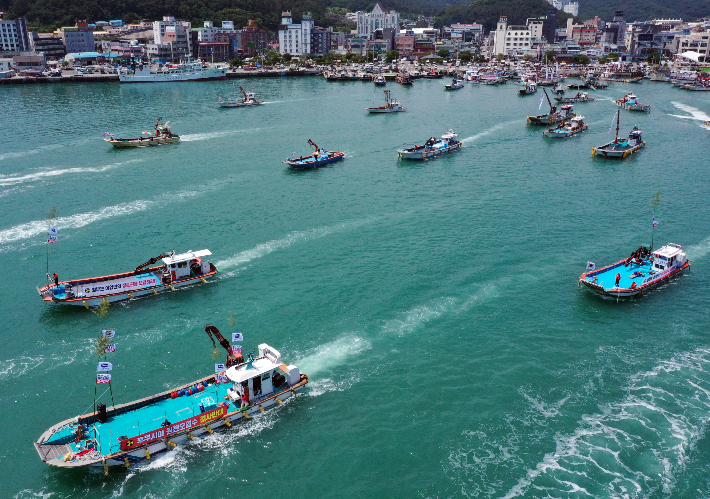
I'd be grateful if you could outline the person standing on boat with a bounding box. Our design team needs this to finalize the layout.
[53,272,59,286]
[615,273,621,287]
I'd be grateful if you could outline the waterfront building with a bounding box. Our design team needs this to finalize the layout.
[563,2,579,17]
[278,12,312,56]
[676,29,710,62]
[29,32,65,60]
[0,17,30,52]
[59,20,95,54]
[356,3,399,40]
[148,16,192,62]
[12,53,45,73]
[602,11,626,47]
[494,17,531,56]
[394,34,415,55]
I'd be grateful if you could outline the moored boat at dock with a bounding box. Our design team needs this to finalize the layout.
[396,72,414,85]
[218,86,263,107]
[579,243,689,298]
[283,139,344,169]
[118,59,227,83]
[38,250,217,307]
[104,118,179,148]
[397,130,461,160]
[35,335,308,470]
[445,78,464,90]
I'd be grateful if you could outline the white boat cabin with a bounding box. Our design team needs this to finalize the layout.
[162,249,212,280]
[651,244,687,272]
[225,344,300,405]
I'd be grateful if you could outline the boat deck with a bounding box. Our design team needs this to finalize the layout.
[46,382,234,456]
[583,258,653,290]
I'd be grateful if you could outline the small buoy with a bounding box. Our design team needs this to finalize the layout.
[104,461,109,476]
[186,433,195,440]
[124,456,130,467]
[83,300,89,309]
[152,289,157,294]
[145,448,151,460]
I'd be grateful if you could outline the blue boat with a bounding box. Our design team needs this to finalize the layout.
[34,327,308,471]
[579,243,690,298]
[283,139,344,169]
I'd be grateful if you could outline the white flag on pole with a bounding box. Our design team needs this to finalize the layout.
[586,261,595,270]
[215,363,226,372]
[231,333,243,342]
[539,93,544,110]
[48,227,58,235]
[97,361,113,371]
[102,329,116,338]
[608,113,616,133]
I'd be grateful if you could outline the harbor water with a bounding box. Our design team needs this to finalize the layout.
[2,78,710,498]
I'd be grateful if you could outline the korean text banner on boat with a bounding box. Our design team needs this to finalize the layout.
[119,405,227,451]
[78,274,159,298]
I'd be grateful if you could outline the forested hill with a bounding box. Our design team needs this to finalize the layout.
[578,0,710,22]
[435,0,574,32]
[0,0,469,31]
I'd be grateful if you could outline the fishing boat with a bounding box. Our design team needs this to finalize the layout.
[592,108,645,158]
[38,250,217,307]
[218,86,263,108]
[396,73,414,85]
[373,74,386,86]
[518,82,537,95]
[283,139,344,169]
[543,116,588,138]
[555,92,594,103]
[566,80,590,90]
[104,118,179,148]
[118,59,227,83]
[366,90,406,113]
[445,78,464,90]
[616,93,651,112]
[527,89,575,126]
[35,330,308,471]
[397,130,461,160]
[579,243,690,298]
[552,83,565,95]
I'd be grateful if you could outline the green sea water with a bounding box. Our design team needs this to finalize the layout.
[1,77,710,499]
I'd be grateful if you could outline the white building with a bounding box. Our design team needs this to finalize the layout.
[563,2,579,17]
[278,12,312,56]
[356,3,399,40]
[494,17,531,56]
[153,16,192,45]
[0,17,30,52]
[149,16,192,62]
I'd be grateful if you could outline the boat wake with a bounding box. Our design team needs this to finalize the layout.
[0,189,200,250]
[179,127,263,142]
[0,159,143,187]
[215,218,373,275]
[501,348,710,499]
[461,121,518,146]
[685,235,710,260]
[669,102,710,123]
[297,335,371,377]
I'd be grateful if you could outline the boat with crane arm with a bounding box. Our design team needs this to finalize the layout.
[219,86,264,108]
[283,139,345,169]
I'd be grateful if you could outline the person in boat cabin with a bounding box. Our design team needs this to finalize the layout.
[241,382,250,407]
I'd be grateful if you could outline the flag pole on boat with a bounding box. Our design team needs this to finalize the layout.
[650,190,661,251]
[45,206,58,284]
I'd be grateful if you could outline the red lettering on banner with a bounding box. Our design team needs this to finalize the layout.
[119,405,227,451]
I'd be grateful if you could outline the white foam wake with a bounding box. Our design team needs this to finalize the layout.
[180,127,261,142]
[669,102,710,122]
[0,189,199,247]
[297,335,371,376]
[502,348,710,499]
[462,121,519,145]
[0,159,142,187]
[686,236,710,260]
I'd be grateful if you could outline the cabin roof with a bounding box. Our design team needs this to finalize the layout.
[653,244,683,258]
[226,357,279,383]
[162,249,211,264]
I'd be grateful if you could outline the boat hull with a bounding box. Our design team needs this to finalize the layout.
[543,124,587,138]
[35,373,309,469]
[219,101,263,108]
[397,142,461,160]
[105,137,180,148]
[37,265,217,306]
[592,141,645,158]
[118,67,227,83]
[284,152,344,169]
[580,260,689,298]
[366,108,406,113]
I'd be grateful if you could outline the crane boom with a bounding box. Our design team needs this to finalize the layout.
[204,325,242,367]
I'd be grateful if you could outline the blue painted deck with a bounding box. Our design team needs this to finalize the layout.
[59,382,235,456]
[584,259,653,290]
